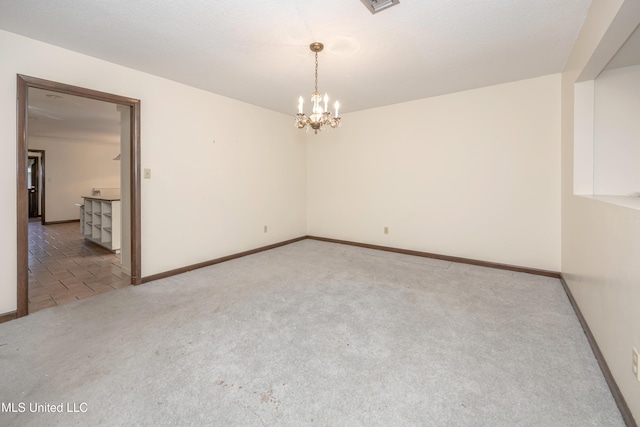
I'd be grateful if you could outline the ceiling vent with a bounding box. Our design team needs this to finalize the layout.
[360,0,400,14]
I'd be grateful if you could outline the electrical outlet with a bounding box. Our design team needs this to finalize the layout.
[633,348,640,381]
[384,226,389,234]
[143,168,151,179]
[264,225,268,233]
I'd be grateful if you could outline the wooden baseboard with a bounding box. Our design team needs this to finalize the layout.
[142,236,307,283]
[306,236,561,278]
[43,219,80,225]
[141,234,560,283]
[0,311,17,324]
[559,276,637,427]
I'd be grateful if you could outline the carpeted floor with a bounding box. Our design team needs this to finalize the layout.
[0,240,624,426]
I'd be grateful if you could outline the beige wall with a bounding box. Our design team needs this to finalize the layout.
[308,74,561,271]
[562,0,640,421]
[28,136,120,222]
[0,30,307,314]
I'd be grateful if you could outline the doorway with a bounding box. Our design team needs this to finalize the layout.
[27,154,41,219]
[27,149,45,224]
[16,75,142,318]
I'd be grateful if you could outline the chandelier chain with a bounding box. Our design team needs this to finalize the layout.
[314,51,319,93]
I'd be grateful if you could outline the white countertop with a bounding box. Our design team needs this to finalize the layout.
[82,195,121,202]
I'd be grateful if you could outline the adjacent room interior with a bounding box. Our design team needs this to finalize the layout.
[26,88,132,312]
[0,0,639,425]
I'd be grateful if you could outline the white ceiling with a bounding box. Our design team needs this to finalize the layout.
[1,0,594,116]
[28,88,121,144]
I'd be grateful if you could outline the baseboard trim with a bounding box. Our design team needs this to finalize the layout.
[559,276,637,427]
[142,236,307,283]
[141,234,560,283]
[43,219,80,225]
[307,236,561,278]
[0,311,18,324]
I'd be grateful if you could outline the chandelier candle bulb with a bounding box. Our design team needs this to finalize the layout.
[298,96,304,114]
[324,93,329,113]
[334,101,340,117]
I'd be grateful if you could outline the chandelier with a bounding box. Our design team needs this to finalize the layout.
[295,42,341,134]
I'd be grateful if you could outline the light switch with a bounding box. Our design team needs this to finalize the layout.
[144,168,151,179]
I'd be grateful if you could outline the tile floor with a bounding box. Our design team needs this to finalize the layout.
[28,219,130,313]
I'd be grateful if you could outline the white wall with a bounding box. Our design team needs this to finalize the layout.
[562,0,640,421]
[594,64,640,195]
[28,137,120,222]
[308,75,561,271]
[0,30,307,314]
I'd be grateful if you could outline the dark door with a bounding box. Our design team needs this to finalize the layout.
[28,156,39,218]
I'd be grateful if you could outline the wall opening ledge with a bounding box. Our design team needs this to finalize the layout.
[577,195,640,211]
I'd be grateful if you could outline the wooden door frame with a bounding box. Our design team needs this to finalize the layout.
[27,149,45,224]
[16,75,142,318]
